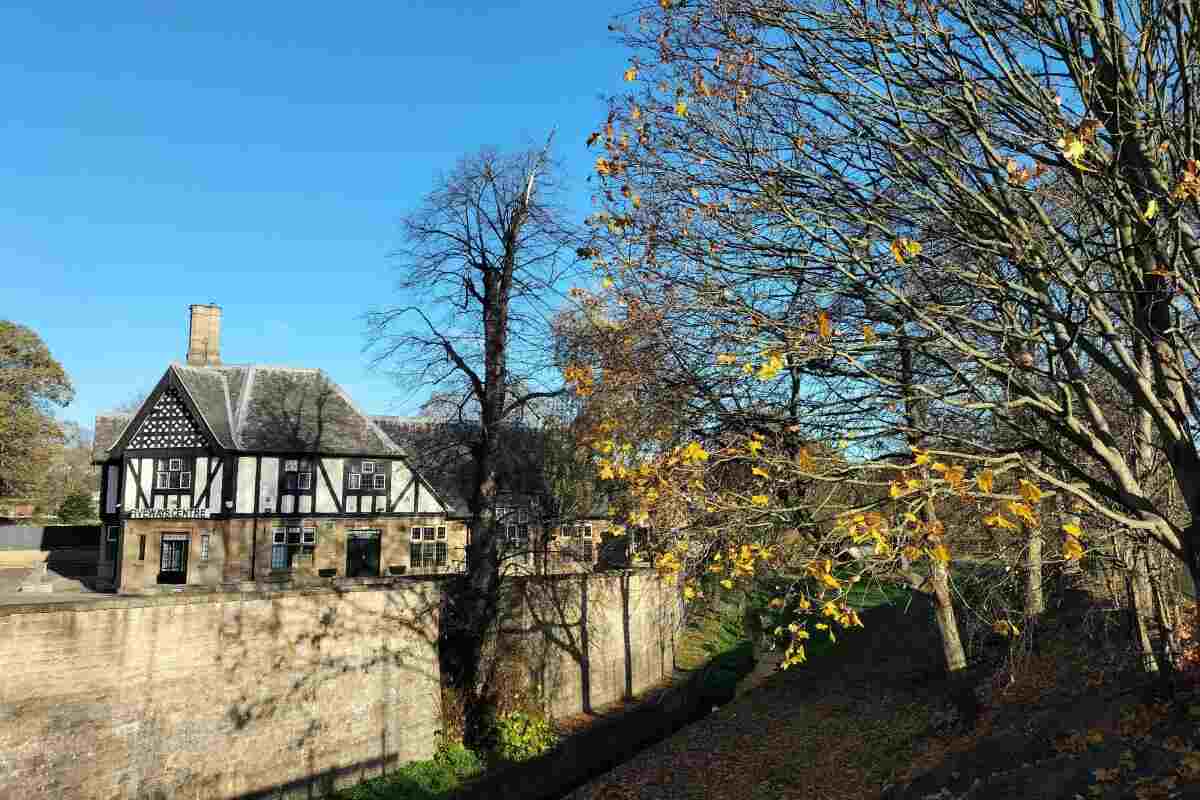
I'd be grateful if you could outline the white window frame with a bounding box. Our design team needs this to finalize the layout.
[348,473,361,490]
[361,461,375,474]
[180,471,191,490]
[168,458,183,471]
[283,459,299,473]
[301,528,317,545]
[297,472,312,490]
[156,471,170,489]
[373,473,386,490]
[200,533,210,561]
[272,528,287,545]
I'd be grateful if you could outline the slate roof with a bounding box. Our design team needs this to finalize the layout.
[373,416,612,519]
[94,364,404,461]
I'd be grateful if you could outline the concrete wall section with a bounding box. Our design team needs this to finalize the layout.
[0,583,443,800]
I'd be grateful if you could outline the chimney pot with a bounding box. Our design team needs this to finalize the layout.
[186,304,222,366]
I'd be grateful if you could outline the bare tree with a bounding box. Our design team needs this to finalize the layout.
[367,140,580,743]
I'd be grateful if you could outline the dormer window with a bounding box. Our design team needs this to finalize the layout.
[154,457,192,491]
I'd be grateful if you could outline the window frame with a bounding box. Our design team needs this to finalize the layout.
[345,459,388,495]
[268,523,317,571]
[200,533,210,561]
[152,457,193,496]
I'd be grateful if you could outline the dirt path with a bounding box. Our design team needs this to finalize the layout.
[565,596,945,800]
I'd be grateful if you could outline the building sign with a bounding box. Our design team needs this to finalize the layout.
[128,508,211,520]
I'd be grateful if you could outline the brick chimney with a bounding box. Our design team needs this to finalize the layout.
[186,304,222,366]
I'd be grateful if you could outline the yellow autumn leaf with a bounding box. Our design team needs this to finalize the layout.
[1063,534,1084,560]
[1058,134,1086,163]
[977,470,995,493]
[929,543,950,563]
[862,323,877,343]
[912,448,930,466]
[675,99,688,117]
[889,481,903,498]
[1143,198,1159,221]
[817,310,832,340]
[683,584,697,601]
[716,353,738,365]
[890,237,922,264]
[750,494,769,507]
[624,66,637,82]
[1018,479,1043,503]
[595,157,611,176]
[983,513,1017,530]
[797,447,814,471]
[747,439,763,456]
[598,463,615,480]
[752,466,770,478]
[602,276,613,289]
[720,578,734,590]
[1062,522,1083,537]
[820,572,842,590]
[681,441,709,463]
[944,465,966,486]
[757,353,784,380]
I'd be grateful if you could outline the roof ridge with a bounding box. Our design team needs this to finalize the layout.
[232,365,257,447]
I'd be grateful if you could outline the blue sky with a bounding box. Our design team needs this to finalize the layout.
[0,1,631,432]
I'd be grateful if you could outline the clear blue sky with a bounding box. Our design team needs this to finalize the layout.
[0,1,632,432]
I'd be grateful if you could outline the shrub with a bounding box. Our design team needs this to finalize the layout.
[492,709,559,763]
[336,740,482,800]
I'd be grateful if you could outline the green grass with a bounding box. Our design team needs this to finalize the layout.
[335,743,483,800]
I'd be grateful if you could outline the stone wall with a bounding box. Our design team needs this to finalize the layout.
[501,571,681,718]
[0,571,680,799]
[0,583,442,799]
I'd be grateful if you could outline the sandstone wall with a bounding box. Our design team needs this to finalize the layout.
[0,583,442,799]
[503,571,681,718]
[0,571,680,799]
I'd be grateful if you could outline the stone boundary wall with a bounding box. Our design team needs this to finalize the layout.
[0,571,681,799]
[0,583,443,799]
[501,572,681,718]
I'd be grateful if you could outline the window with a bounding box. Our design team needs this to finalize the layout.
[154,458,192,491]
[200,534,210,561]
[283,459,313,491]
[564,524,593,561]
[138,534,146,561]
[270,525,317,570]
[504,520,529,564]
[410,526,446,569]
[346,460,386,494]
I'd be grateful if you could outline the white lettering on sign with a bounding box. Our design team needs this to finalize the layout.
[128,508,211,520]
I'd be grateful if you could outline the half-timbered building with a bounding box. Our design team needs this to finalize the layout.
[92,304,468,592]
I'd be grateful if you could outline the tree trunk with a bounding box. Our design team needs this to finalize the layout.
[1024,523,1045,618]
[930,556,967,673]
[1120,536,1160,674]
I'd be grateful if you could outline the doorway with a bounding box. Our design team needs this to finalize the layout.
[158,534,189,584]
[346,529,381,578]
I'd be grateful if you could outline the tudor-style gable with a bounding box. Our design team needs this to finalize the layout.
[126,383,210,450]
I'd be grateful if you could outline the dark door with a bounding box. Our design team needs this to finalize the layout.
[346,530,381,578]
[158,535,189,584]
